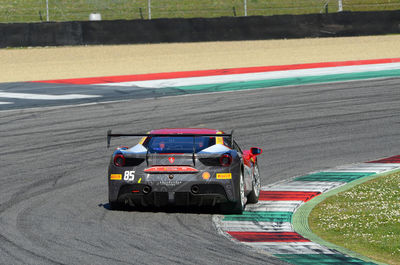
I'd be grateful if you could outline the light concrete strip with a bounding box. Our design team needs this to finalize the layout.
[0,101,13,105]
[0,91,101,100]
[264,181,346,193]
[219,221,293,232]
[322,168,386,173]
[244,242,337,255]
[245,201,303,212]
[100,62,400,88]
[325,163,400,173]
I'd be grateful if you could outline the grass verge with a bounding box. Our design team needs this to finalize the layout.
[1,0,400,23]
[309,172,400,265]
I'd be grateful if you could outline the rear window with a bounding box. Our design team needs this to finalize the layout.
[144,136,216,153]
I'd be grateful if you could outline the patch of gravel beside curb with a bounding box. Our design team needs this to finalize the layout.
[1,35,400,82]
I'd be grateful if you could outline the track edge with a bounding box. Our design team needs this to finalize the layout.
[292,168,400,265]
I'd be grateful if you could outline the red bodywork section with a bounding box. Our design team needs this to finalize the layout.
[144,166,199,173]
[242,150,253,167]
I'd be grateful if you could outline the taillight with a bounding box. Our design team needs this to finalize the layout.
[114,154,126,167]
[220,154,232,167]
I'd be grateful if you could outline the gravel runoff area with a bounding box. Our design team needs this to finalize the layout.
[1,35,400,83]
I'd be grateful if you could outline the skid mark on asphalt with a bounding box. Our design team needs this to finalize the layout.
[213,155,400,264]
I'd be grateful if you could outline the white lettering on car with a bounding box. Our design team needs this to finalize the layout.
[123,171,135,181]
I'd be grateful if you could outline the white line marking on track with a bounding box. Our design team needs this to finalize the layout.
[324,163,400,173]
[0,91,101,100]
[264,181,346,192]
[244,242,337,255]
[245,201,302,212]
[0,101,13,105]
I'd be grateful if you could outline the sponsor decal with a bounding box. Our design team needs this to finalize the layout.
[168,157,175,164]
[110,174,122,180]
[139,136,147,145]
[202,172,211,180]
[160,180,183,186]
[123,171,135,181]
[138,177,142,184]
[216,173,232,179]
[216,131,224,145]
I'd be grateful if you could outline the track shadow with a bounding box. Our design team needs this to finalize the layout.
[99,202,221,214]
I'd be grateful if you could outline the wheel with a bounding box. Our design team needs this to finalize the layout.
[220,170,246,214]
[247,163,261,203]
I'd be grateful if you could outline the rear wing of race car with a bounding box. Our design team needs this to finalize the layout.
[107,129,234,148]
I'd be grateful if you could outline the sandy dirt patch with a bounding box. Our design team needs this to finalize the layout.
[1,35,400,82]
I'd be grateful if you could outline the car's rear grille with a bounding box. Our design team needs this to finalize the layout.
[125,158,145,167]
[199,158,220,166]
[117,184,228,207]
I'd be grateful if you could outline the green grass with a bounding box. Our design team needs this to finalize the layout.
[1,0,400,23]
[309,172,400,265]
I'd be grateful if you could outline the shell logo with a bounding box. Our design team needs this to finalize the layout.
[202,172,211,180]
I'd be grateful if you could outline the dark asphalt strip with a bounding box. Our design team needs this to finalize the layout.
[0,81,215,110]
[0,78,399,264]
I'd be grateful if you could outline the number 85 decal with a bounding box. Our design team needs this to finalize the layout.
[124,171,135,181]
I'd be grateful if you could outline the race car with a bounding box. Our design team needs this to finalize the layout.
[107,128,262,214]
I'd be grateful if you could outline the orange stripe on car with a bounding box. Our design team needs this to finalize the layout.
[110,174,122,180]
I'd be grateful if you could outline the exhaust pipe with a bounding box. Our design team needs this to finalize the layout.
[191,185,200,194]
[142,185,151,194]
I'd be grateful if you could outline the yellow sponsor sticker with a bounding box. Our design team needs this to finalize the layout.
[216,131,223,145]
[110,174,122,180]
[216,173,232,179]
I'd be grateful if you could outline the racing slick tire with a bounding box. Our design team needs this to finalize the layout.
[247,163,261,203]
[220,170,245,214]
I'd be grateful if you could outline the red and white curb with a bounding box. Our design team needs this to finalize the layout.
[32,58,400,87]
[213,155,400,264]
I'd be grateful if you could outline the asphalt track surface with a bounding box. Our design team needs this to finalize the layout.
[1,78,400,265]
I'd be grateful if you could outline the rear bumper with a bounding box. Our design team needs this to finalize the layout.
[108,161,241,207]
[109,181,233,207]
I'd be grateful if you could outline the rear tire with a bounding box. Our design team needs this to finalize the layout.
[247,163,261,203]
[220,171,245,214]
